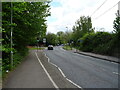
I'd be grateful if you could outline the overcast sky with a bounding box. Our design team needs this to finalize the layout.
[46,0,120,34]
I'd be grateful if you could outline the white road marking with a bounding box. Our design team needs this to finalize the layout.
[35,52,59,90]
[56,47,119,88]
[113,72,120,75]
[66,78,82,89]
[111,62,118,64]
[44,52,82,89]
[44,53,66,78]
[58,68,66,78]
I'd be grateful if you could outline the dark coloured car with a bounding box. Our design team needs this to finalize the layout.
[48,45,53,50]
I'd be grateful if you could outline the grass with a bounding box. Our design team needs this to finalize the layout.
[27,46,45,50]
[63,45,72,50]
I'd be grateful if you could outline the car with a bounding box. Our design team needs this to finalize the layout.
[48,45,53,50]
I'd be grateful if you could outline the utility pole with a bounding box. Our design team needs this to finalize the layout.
[11,2,13,70]
[118,1,120,30]
[118,1,120,17]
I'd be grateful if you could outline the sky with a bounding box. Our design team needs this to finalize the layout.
[46,0,120,34]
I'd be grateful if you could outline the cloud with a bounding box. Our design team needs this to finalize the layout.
[47,0,119,34]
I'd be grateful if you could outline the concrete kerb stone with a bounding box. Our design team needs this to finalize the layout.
[62,47,119,64]
[74,51,120,64]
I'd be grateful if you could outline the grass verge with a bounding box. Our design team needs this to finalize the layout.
[63,45,72,50]
[28,46,45,50]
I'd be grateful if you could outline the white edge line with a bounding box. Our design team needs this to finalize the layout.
[58,68,66,78]
[113,72,120,75]
[43,52,82,89]
[35,52,59,90]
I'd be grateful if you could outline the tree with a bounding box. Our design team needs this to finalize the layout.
[113,12,120,57]
[56,31,64,45]
[2,2,51,74]
[46,32,57,46]
[64,31,73,45]
[113,13,120,36]
[72,16,94,46]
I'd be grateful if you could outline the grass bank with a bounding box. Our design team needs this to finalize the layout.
[63,45,72,50]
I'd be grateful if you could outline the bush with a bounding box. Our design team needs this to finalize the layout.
[13,53,23,68]
[92,32,113,47]
[63,45,72,50]
[93,41,112,55]
[2,47,29,78]
[80,32,114,55]
[80,33,95,52]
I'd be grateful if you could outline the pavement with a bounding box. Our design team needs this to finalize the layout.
[69,48,120,64]
[3,50,54,88]
[2,50,79,89]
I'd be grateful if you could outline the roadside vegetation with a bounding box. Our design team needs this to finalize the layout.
[2,2,51,78]
[27,46,45,50]
[46,14,119,58]
[2,1,119,79]
[63,45,72,50]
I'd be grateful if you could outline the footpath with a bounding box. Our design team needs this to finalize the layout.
[70,48,119,64]
[3,50,79,89]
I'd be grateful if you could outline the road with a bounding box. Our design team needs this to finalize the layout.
[3,50,78,88]
[44,46,119,88]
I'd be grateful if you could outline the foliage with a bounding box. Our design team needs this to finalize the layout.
[72,16,94,46]
[2,2,51,77]
[46,32,57,46]
[63,45,72,50]
[64,31,73,44]
[80,32,95,52]
[80,31,116,55]
[113,16,120,34]
[112,15,120,57]
[53,15,119,57]
[56,31,65,44]
[53,14,119,57]
[56,31,73,45]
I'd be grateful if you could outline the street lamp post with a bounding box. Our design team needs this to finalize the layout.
[118,1,120,17]
[11,2,13,70]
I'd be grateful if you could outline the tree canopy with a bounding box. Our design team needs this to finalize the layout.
[72,16,94,46]
[2,2,51,75]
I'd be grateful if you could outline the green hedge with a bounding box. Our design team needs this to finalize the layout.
[80,32,116,56]
[80,33,95,52]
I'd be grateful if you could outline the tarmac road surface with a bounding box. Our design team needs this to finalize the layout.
[44,46,119,88]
